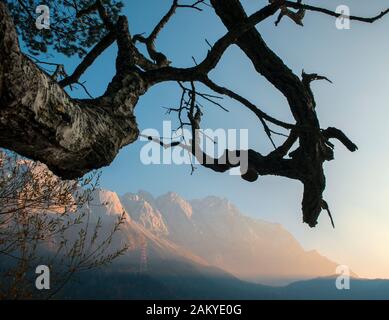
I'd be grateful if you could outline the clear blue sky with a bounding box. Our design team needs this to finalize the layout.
[44,0,389,279]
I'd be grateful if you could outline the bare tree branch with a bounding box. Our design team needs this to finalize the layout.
[0,0,386,227]
[284,1,389,24]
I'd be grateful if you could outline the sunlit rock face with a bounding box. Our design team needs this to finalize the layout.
[96,189,128,217]
[156,192,193,219]
[187,196,338,285]
[94,190,340,285]
[121,192,169,237]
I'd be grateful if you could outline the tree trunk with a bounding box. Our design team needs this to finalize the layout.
[0,2,145,178]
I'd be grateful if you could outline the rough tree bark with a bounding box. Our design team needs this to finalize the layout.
[0,0,281,178]
[0,1,386,226]
[0,4,144,178]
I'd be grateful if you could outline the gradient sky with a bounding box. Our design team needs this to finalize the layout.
[42,0,389,279]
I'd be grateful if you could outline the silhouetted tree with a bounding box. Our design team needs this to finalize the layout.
[0,1,388,226]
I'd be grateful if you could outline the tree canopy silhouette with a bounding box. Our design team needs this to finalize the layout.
[0,0,388,227]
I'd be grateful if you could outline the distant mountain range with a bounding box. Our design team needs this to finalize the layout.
[57,189,389,300]
[96,190,341,285]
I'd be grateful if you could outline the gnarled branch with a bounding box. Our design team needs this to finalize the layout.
[1,0,386,227]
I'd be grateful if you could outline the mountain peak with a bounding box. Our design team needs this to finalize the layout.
[137,190,156,204]
[90,189,131,223]
[190,195,240,218]
[89,189,341,285]
[97,189,126,215]
[157,192,193,219]
[121,192,168,236]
